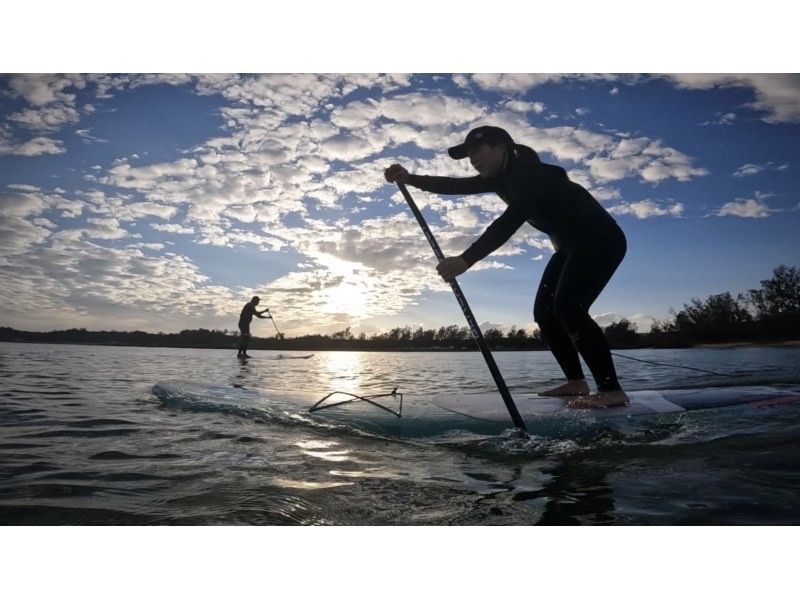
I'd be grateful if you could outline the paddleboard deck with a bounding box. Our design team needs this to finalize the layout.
[237,354,314,360]
[152,381,800,438]
[433,386,800,423]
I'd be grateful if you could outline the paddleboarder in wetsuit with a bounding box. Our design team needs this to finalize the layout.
[237,295,269,359]
[384,125,629,408]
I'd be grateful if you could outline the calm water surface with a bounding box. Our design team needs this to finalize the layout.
[1,342,799,525]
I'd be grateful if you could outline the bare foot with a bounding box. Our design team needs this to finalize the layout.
[568,390,630,409]
[539,379,590,397]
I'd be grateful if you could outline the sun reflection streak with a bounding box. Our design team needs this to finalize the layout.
[273,478,354,490]
[302,450,351,462]
[329,469,401,480]
[317,351,365,396]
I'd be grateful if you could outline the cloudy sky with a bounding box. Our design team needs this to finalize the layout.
[1,73,798,336]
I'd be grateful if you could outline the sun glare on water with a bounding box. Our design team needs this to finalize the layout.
[318,351,365,396]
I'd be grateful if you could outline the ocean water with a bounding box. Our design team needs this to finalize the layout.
[1,341,799,525]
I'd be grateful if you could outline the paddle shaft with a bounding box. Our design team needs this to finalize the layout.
[397,183,527,432]
[263,309,283,339]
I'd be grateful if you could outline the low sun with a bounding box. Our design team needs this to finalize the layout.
[322,280,368,315]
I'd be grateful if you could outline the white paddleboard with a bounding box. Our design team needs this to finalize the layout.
[433,385,800,425]
[152,381,800,437]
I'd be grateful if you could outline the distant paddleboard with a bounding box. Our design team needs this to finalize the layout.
[236,354,314,360]
[152,381,800,438]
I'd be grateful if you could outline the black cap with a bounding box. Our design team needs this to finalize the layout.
[448,126,515,159]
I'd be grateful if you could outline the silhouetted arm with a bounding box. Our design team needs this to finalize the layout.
[406,174,497,195]
[460,205,527,266]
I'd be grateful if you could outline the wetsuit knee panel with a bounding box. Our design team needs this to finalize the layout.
[552,296,588,329]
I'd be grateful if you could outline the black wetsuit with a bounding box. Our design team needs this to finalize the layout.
[237,301,267,358]
[238,302,258,335]
[407,145,626,391]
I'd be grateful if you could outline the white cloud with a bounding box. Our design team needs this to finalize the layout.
[0,192,52,257]
[88,73,198,100]
[733,163,764,177]
[586,137,708,183]
[608,199,684,219]
[503,100,546,114]
[700,112,737,126]
[7,105,81,131]
[108,201,178,221]
[126,201,178,220]
[32,218,56,229]
[640,141,709,183]
[0,191,49,218]
[465,74,621,94]
[222,204,259,223]
[461,74,551,93]
[254,257,431,332]
[442,206,482,229]
[0,230,239,332]
[4,73,776,335]
[0,216,52,258]
[714,198,775,218]
[88,84,709,270]
[590,186,622,201]
[594,312,656,332]
[586,155,648,181]
[151,223,195,234]
[664,74,800,124]
[0,133,65,156]
[127,242,165,251]
[2,75,90,140]
[6,74,84,106]
[75,129,108,143]
[329,99,381,129]
[733,162,786,177]
[85,217,129,240]
[52,196,87,218]
[584,133,708,185]
[318,133,378,162]
[208,74,340,116]
[379,93,485,127]
[338,74,413,97]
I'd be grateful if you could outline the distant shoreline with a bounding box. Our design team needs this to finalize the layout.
[694,340,800,349]
[2,339,799,351]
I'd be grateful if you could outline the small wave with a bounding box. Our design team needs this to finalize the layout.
[18,428,138,439]
[89,450,182,461]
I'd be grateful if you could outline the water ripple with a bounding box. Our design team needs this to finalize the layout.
[1,342,799,525]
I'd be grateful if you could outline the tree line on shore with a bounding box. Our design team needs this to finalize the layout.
[2,265,798,351]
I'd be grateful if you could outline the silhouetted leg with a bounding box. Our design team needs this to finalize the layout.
[534,250,585,381]
[552,231,626,391]
[238,326,250,357]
